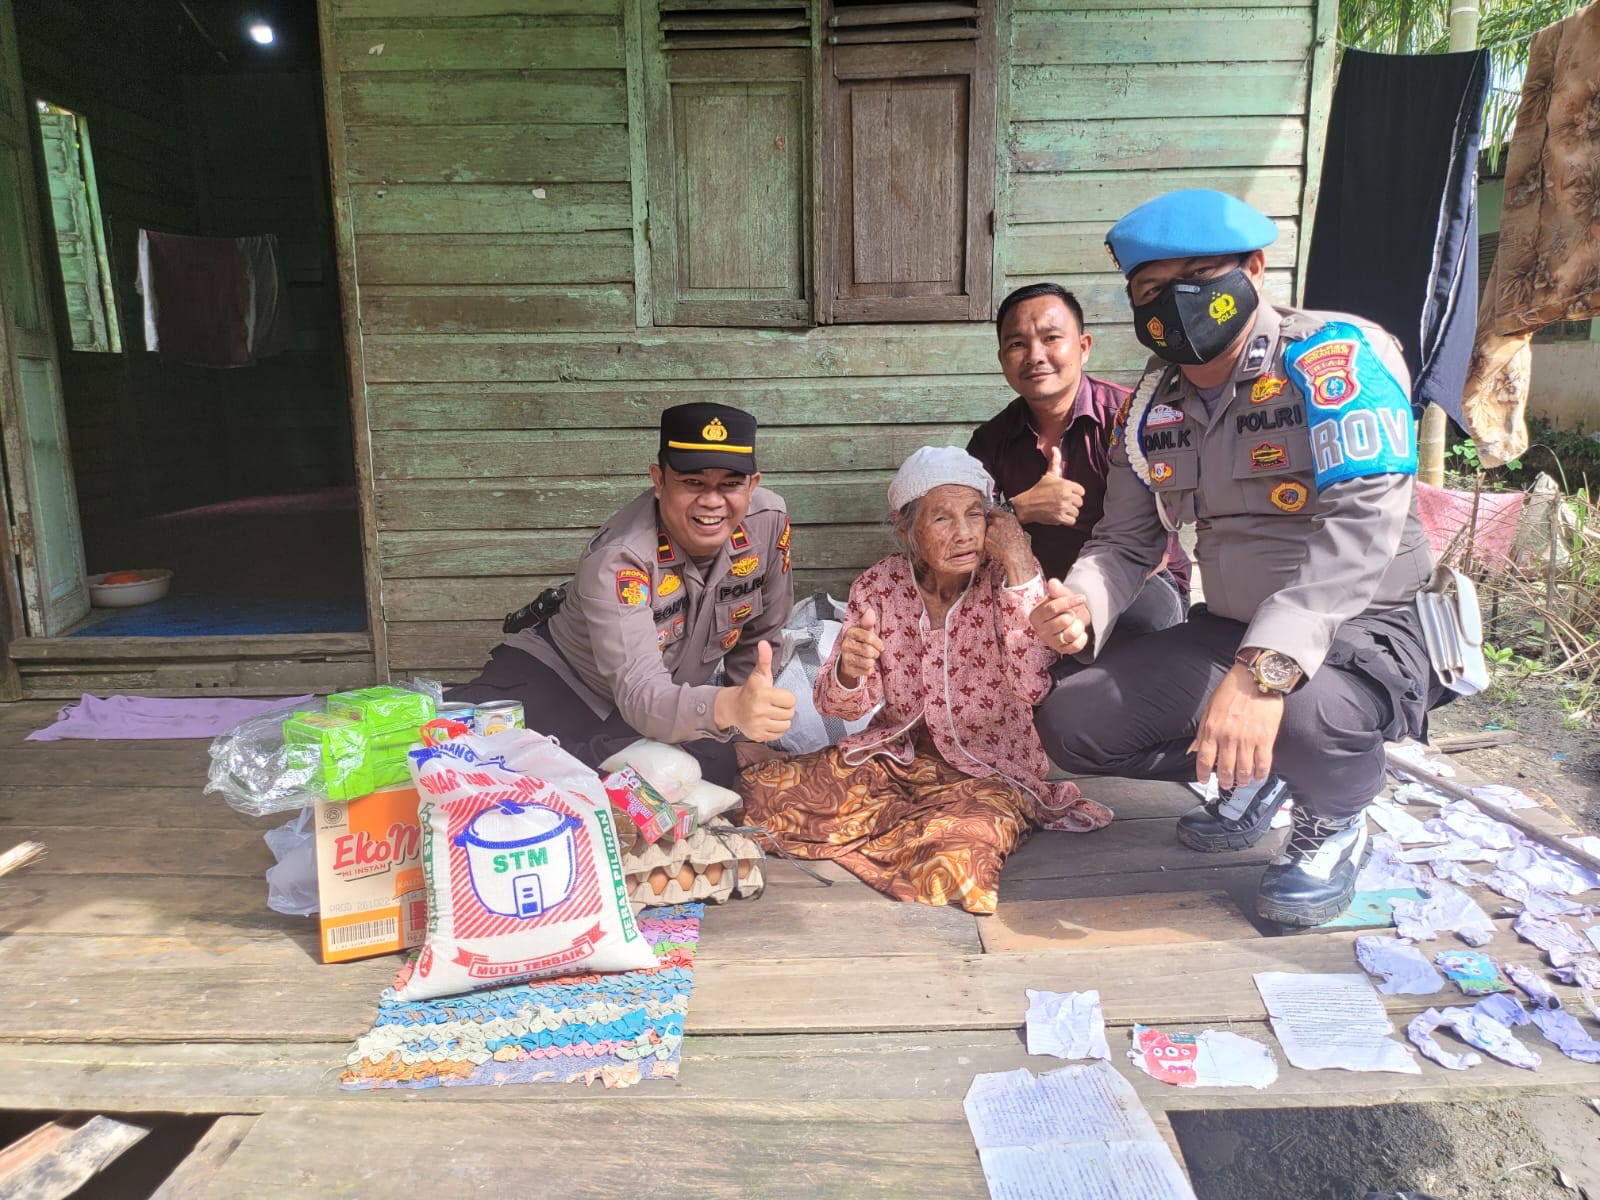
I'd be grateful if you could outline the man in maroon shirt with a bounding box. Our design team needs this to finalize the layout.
[968,283,1190,645]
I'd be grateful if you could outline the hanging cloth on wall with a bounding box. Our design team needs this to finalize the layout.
[1462,0,1600,467]
[137,230,292,367]
[1303,48,1491,428]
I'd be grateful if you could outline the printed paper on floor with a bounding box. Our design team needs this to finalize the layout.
[1253,971,1421,1074]
[1025,988,1111,1060]
[963,1062,1197,1200]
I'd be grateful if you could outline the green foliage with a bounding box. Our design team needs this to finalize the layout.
[1501,418,1600,493]
[1444,435,1520,486]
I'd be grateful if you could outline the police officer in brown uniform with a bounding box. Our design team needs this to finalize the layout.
[449,403,796,785]
[1029,189,1444,927]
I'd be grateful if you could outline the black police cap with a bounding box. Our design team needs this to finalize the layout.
[658,403,759,474]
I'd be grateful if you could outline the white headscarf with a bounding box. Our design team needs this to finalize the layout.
[887,446,995,512]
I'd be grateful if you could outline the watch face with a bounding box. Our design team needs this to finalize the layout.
[1257,652,1300,689]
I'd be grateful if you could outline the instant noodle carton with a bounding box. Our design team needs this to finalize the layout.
[314,784,427,963]
[602,766,676,844]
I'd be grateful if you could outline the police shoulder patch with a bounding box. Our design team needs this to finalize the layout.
[1284,322,1415,491]
[616,567,651,606]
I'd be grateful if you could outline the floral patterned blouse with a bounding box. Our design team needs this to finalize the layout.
[815,553,1110,830]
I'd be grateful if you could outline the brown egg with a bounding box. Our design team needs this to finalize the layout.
[647,867,670,895]
[675,863,697,890]
[737,861,752,880]
[703,862,724,886]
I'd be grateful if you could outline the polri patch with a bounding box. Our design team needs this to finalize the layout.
[1284,322,1416,491]
[1250,442,1288,471]
[657,572,682,597]
[1108,394,1133,450]
[1270,481,1308,512]
[730,555,760,577]
[1150,461,1174,484]
[616,567,651,606]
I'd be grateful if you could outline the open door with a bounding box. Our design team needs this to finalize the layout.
[0,0,88,636]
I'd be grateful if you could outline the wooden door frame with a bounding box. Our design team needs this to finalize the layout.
[315,2,388,682]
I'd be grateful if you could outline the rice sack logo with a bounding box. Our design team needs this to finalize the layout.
[1284,323,1416,491]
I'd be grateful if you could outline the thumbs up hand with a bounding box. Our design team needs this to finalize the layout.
[1029,578,1092,655]
[716,639,796,742]
[837,604,885,690]
[1012,446,1087,527]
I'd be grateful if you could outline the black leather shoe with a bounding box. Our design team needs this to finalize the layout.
[1175,775,1291,853]
[1256,808,1369,927]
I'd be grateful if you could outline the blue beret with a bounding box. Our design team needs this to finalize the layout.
[1105,189,1278,277]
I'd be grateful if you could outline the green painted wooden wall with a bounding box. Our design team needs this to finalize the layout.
[321,0,1334,681]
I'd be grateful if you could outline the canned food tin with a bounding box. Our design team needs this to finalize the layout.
[474,700,525,736]
[435,702,476,726]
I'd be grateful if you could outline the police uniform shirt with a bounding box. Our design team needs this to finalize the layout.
[1064,301,1435,678]
[503,485,794,743]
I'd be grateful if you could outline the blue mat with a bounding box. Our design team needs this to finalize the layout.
[72,593,366,637]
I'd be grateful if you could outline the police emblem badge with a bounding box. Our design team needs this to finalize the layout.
[657,572,682,597]
[1150,461,1174,484]
[1269,481,1308,512]
[720,629,741,650]
[732,603,753,624]
[730,555,759,577]
[1250,376,1286,404]
[1290,339,1362,409]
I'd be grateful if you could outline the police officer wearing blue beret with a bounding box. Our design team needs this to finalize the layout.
[1029,189,1446,926]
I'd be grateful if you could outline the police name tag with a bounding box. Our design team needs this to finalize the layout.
[1284,323,1416,490]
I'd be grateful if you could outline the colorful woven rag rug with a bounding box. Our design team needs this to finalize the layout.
[341,903,702,1090]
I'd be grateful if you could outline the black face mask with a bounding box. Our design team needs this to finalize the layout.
[1131,266,1259,365]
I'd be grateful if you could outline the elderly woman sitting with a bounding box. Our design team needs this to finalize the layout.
[739,447,1111,915]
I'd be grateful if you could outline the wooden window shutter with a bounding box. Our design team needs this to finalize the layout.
[644,0,813,326]
[819,0,994,323]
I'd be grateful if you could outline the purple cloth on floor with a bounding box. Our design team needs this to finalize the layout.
[26,693,315,741]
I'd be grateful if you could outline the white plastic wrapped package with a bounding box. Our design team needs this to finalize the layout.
[395,728,655,1001]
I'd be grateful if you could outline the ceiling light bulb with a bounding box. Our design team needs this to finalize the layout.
[249,23,274,45]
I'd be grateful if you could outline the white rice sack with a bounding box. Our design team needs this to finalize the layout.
[395,730,654,1001]
[683,778,742,824]
[598,739,701,803]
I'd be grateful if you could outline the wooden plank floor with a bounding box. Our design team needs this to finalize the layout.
[0,700,1595,1197]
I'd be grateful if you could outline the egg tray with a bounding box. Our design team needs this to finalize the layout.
[621,820,764,907]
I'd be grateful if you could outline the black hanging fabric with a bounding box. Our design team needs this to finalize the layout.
[1302,47,1491,425]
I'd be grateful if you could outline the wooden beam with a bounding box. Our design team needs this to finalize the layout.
[0,1115,148,1200]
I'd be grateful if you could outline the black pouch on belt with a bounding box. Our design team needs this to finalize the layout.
[502,584,567,634]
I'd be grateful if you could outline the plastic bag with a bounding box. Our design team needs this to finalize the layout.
[775,592,876,755]
[205,684,436,816]
[264,808,318,917]
[395,727,655,1001]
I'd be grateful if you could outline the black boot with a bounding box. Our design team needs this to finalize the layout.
[1256,808,1369,927]
[1175,775,1290,853]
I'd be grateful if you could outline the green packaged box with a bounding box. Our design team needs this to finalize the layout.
[325,686,436,736]
[283,711,417,801]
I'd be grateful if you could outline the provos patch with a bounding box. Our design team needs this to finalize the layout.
[1284,322,1416,491]
[616,567,651,606]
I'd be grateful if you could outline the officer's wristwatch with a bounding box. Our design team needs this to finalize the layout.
[1235,647,1302,695]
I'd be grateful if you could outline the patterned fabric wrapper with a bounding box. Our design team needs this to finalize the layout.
[342,904,702,1090]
